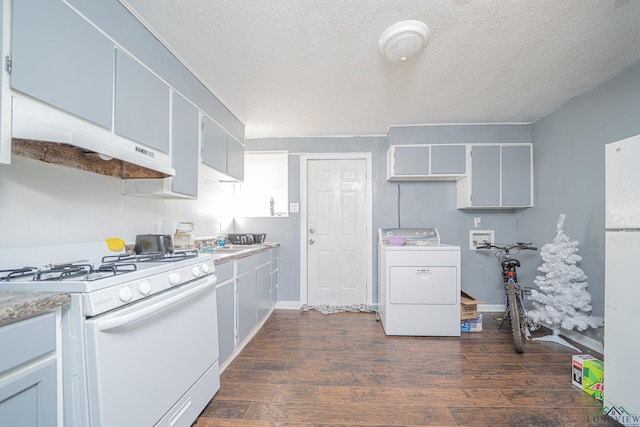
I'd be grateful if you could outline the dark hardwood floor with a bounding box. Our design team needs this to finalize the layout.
[194,309,616,427]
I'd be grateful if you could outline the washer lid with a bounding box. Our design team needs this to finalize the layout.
[380,228,440,245]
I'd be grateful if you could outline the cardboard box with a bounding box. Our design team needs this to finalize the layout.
[461,291,483,320]
[572,354,604,401]
[461,313,483,332]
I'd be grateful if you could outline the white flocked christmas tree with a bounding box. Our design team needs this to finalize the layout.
[528,214,604,351]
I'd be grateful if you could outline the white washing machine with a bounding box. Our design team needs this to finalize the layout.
[378,228,461,336]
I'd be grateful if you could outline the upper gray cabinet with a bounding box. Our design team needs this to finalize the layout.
[0,3,9,164]
[387,145,466,181]
[226,135,245,181]
[121,91,199,198]
[170,93,199,196]
[2,0,244,180]
[201,115,227,173]
[11,0,113,129]
[201,115,245,182]
[114,49,170,153]
[456,144,533,209]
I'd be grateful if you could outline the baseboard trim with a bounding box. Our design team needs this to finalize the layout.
[275,301,303,310]
[479,303,504,312]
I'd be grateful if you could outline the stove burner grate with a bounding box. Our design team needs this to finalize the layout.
[102,250,199,264]
[0,267,38,281]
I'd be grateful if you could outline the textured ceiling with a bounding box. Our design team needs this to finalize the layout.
[119,0,640,139]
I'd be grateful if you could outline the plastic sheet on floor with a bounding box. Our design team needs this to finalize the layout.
[300,304,376,315]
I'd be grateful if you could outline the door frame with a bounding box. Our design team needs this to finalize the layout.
[299,153,373,305]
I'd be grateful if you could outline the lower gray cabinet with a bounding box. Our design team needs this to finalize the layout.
[257,263,271,322]
[269,248,279,307]
[237,271,257,343]
[216,280,235,364]
[215,248,278,368]
[0,312,58,427]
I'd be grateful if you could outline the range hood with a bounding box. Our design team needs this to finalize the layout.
[122,178,196,199]
[11,95,175,176]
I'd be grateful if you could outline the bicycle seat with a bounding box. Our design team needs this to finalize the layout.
[501,259,521,269]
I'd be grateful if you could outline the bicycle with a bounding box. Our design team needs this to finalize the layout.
[478,242,538,353]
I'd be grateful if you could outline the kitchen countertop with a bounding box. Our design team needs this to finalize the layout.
[203,242,280,265]
[0,291,70,327]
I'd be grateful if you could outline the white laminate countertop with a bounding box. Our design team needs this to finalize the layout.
[203,242,280,265]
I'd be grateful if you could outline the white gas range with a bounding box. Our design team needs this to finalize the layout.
[0,242,220,427]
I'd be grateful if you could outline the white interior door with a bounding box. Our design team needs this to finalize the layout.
[307,158,367,305]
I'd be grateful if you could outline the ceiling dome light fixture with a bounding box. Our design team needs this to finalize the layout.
[378,20,430,64]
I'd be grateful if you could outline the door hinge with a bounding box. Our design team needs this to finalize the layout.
[4,55,12,74]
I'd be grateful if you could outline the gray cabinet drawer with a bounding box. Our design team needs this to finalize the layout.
[214,261,234,283]
[0,312,56,375]
[237,256,257,275]
[255,251,270,267]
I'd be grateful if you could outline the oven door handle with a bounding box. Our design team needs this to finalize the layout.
[96,275,217,332]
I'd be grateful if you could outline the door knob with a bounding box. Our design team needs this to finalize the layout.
[309,228,315,234]
[309,239,315,245]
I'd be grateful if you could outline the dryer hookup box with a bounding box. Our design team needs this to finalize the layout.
[461,291,483,320]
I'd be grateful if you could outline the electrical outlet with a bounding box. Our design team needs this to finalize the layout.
[474,217,482,228]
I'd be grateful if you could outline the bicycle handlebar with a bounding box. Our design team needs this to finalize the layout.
[478,242,537,251]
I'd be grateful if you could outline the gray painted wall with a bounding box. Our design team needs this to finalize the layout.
[241,62,640,345]
[516,61,640,340]
[242,125,533,305]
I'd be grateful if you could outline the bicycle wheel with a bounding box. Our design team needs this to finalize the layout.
[507,281,524,353]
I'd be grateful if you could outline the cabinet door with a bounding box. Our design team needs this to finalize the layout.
[226,135,245,181]
[0,1,9,164]
[201,115,227,173]
[237,272,257,343]
[470,146,500,206]
[114,49,170,153]
[171,93,199,197]
[0,358,57,427]
[431,145,466,174]
[501,145,532,207]
[269,272,278,307]
[216,280,235,364]
[11,0,113,129]
[257,263,271,322]
[393,146,430,176]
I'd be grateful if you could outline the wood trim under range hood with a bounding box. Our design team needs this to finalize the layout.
[11,95,175,176]
[12,138,169,179]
